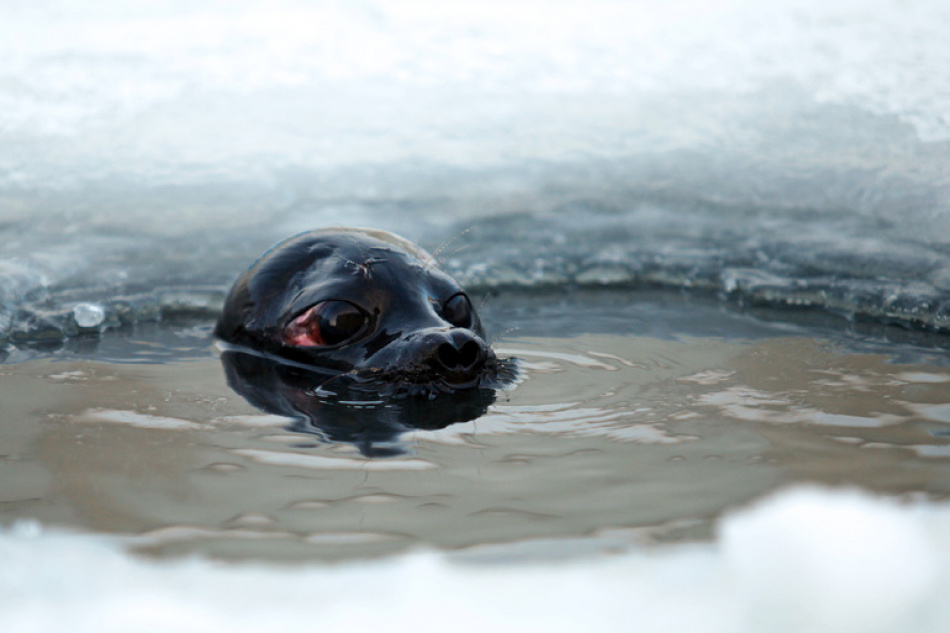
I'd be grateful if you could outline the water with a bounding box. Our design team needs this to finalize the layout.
[3,0,950,630]
[5,294,950,541]
[5,293,950,633]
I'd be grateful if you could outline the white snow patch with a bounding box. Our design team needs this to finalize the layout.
[3,488,950,633]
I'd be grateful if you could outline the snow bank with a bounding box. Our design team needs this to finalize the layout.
[3,487,949,633]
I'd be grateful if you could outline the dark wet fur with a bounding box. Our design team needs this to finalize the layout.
[216,228,517,400]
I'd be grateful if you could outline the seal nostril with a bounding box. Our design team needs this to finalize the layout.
[436,339,484,371]
[437,342,461,369]
[458,340,481,369]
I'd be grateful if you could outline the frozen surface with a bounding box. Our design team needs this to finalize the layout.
[3,0,950,343]
[3,487,950,633]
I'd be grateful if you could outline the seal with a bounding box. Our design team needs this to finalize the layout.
[215,227,515,398]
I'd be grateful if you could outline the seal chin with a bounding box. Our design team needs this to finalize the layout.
[438,373,483,390]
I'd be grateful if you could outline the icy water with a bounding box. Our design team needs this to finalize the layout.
[5,0,950,630]
[4,292,950,565]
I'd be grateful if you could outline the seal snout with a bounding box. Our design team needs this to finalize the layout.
[412,328,493,386]
[437,338,483,373]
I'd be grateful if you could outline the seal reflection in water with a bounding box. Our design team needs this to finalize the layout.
[219,350,499,456]
[216,228,517,454]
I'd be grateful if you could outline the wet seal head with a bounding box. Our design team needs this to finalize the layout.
[215,227,517,399]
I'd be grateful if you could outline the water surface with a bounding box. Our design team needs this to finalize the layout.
[4,293,950,563]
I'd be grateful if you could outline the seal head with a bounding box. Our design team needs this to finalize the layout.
[215,228,512,398]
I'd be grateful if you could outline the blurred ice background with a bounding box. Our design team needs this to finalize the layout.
[2,0,950,341]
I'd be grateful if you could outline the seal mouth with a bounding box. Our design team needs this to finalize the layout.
[326,356,522,400]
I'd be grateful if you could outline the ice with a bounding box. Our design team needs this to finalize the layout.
[1,1,950,334]
[722,489,938,632]
[72,303,106,329]
[2,487,950,633]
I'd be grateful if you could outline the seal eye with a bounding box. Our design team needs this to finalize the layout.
[442,293,475,329]
[283,301,368,347]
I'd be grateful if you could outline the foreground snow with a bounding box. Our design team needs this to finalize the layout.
[2,487,948,633]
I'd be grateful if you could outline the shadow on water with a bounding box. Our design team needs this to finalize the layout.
[220,350,497,457]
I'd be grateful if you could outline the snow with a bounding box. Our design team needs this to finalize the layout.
[3,487,949,633]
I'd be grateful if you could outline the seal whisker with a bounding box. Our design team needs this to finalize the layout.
[426,226,475,270]
[442,242,474,259]
[490,325,521,346]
